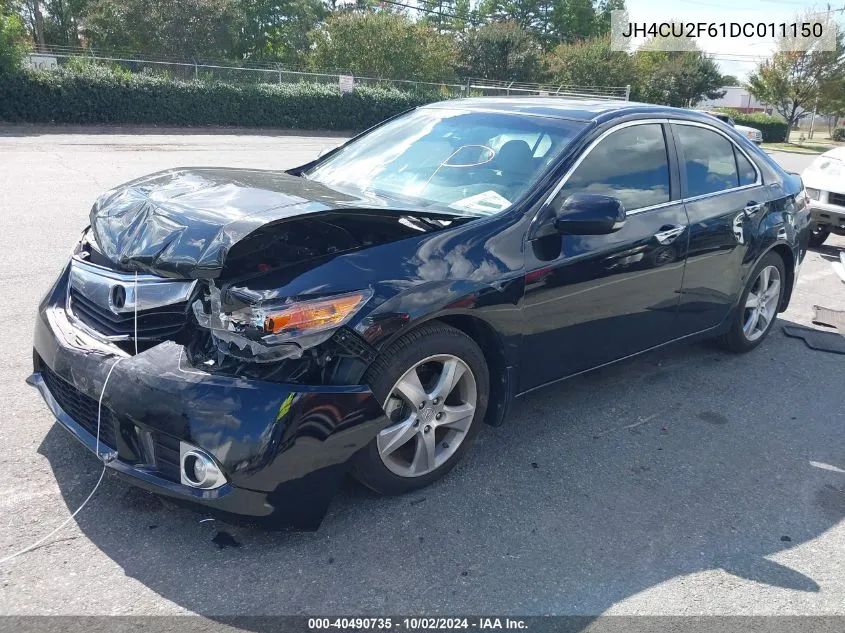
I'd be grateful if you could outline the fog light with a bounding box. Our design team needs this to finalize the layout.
[180,444,226,489]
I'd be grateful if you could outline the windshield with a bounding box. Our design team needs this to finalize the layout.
[306,107,586,216]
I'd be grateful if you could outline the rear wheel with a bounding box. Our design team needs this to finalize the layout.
[716,251,785,353]
[809,224,830,248]
[352,323,489,495]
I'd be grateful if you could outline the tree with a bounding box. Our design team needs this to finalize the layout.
[0,4,28,72]
[240,0,328,64]
[15,0,46,48]
[545,35,635,90]
[720,74,740,86]
[476,0,543,31]
[82,0,246,59]
[419,0,457,32]
[593,0,625,37]
[307,11,456,81]
[633,50,724,107]
[746,12,845,141]
[457,20,544,82]
[548,0,596,45]
[748,51,845,140]
[818,75,845,133]
[478,0,627,49]
[630,32,724,107]
[42,0,88,46]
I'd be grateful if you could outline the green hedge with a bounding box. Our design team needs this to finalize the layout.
[715,108,789,143]
[831,127,845,142]
[0,68,445,130]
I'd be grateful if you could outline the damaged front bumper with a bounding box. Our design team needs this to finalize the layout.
[28,265,388,529]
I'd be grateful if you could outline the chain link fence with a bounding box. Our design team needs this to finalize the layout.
[25,46,630,101]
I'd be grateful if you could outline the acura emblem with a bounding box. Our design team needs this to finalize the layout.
[110,284,127,311]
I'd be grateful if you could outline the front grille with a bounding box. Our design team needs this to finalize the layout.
[69,288,189,340]
[153,432,181,483]
[829,192,845,208]
[40,362,183,482]
[40,364,117,450]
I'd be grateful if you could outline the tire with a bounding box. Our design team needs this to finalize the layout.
[716,251,786,353]
[809,224,830,248]
[352,322,489,495]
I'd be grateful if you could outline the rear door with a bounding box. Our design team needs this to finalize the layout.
[520,120,689,391]
[670,121,770,335]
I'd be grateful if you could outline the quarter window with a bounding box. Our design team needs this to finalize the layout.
[675,125,741,197]
[557,123,671,212]
[735,147,757,186]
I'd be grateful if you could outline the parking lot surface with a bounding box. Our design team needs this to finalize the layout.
[1,127,844,616]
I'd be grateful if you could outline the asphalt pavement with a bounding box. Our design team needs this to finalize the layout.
[0,126,844,616]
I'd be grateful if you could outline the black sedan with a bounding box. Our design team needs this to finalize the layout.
[29,98,810,529]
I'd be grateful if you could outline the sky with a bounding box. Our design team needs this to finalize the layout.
[623,0,845,79]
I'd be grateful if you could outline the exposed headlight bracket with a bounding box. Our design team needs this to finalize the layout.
[192,281,372,364]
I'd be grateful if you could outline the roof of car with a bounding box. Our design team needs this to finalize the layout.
[422,97,705,124]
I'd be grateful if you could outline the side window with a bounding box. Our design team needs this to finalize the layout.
[558,124,671,211]
[735,147,757,186]
[674,125,740,197]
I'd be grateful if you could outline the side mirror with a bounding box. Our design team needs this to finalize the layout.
[554,192,626,235]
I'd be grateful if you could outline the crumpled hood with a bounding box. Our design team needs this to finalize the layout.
[89,167,426,279]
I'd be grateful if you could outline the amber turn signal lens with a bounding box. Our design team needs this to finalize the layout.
[263,292,367,334]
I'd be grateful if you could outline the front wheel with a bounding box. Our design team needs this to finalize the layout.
[352,323,489,495]
[809,224,830,248]
[716,251,786,353]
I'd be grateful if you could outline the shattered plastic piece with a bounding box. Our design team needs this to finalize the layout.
[192,283,304,364]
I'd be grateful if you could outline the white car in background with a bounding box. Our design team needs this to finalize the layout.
[802,147,845,248]
[699,111,764,144]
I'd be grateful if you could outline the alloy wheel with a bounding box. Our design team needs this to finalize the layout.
[377,354,477,478]
[742,265,781,342]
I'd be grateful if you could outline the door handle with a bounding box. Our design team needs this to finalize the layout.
[653,224,686,244]
[744,201,763,216]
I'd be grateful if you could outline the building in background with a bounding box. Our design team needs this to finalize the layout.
[698,86,769,114]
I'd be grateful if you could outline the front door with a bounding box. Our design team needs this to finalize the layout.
[520,121,689,392]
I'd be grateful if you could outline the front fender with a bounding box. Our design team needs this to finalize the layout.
[355,278,524,352]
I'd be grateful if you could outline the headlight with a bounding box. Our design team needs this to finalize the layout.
[806,188,821,200]
[193,285,372,363]
[232,291,371,339]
